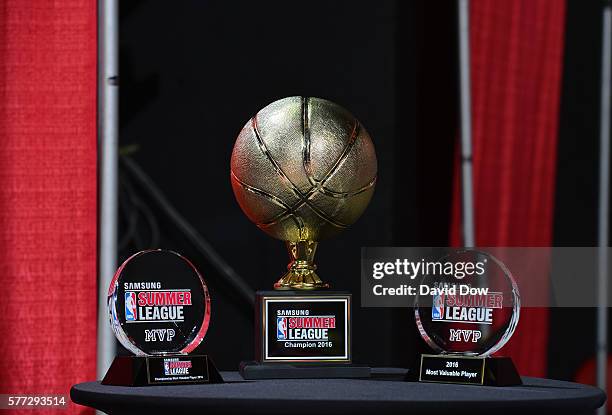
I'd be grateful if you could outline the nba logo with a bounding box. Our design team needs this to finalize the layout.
[277,317,287,340]
[125,292,137,321]
[432,293,444,320]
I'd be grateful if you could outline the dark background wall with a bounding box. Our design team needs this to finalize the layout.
[118,0,607,380]
[549,0,607,381]
[117,0,456,370]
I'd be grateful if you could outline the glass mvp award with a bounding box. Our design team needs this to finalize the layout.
[413,250,521,386]
[102,250,222,386]
[231,97,376,379]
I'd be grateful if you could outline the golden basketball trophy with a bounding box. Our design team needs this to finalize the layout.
[231,96,377,379]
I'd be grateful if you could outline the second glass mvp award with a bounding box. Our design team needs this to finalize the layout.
[231,97,376,379]
[413,250,521,386]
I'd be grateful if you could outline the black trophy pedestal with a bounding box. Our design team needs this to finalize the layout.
[239,360,371,380]
[102,355,223,386]
[241,290,370,379]
[409,354,521,386]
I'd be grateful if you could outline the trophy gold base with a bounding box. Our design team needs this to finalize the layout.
[102,355,223,386]
[273,270,329,290]
[273,241,329,290]
[407,354,522,386]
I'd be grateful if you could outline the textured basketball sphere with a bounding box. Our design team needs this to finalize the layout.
[230,97,377,242]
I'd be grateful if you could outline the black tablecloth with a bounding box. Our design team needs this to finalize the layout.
[71,368,605,415]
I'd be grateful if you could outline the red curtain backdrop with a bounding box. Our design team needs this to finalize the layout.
[0,0,97,413]
[450,0,566,376]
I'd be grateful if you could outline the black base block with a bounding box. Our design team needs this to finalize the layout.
[255,290,352,363]
[102,355,223,386]
[407,354,522,386]
[239,360,371,380]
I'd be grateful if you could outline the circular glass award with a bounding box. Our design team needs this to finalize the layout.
[107,249,211,356]
[414,249,520,356]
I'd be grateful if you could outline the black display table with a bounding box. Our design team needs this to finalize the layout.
[71,368,605,415]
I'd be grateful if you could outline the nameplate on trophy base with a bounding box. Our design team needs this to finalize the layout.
[239,290,370,379]
[416,354,521,386]
[256,290,350,362]
[102,355,223,386]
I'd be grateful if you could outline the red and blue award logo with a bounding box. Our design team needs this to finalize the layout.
[125,292,137,321]
[276,317,287,340]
